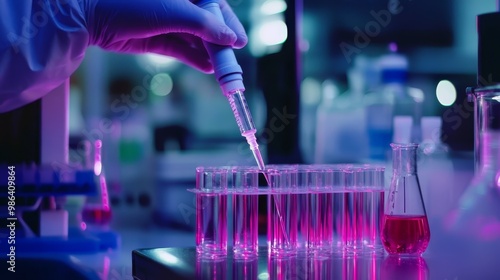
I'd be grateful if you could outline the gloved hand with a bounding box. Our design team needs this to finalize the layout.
[83,0,247,73]
[0,0,247,113]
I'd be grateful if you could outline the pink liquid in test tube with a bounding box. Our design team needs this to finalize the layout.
[196,167,228,259]
[291,167,309,254]
[268,170,294,256]
[331,167,346,252]
[196,193,228,258]
[233,167,259,258]
[307,169,333,255]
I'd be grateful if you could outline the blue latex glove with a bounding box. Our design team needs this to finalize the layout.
[0,0,247,113]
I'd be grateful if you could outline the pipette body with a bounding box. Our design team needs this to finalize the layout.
[226,89,266,170]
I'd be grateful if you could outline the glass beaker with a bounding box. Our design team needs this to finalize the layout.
[382,143,430,255]
[450,86,500,240]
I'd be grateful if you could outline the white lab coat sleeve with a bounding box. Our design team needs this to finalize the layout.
[0,0,89,113]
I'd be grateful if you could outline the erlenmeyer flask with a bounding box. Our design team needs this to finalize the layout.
[382,143,430,255]
[449,86,500,240]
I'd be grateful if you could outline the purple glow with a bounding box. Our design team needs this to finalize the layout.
[102,256,110,279]
[80,222,87,230]
[389,42,398,52]
[94,140,102,176]
[100,176,110,210]
[94,162,102,176]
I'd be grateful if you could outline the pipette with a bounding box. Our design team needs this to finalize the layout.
[196,0,264,170]
[197,0,290,245]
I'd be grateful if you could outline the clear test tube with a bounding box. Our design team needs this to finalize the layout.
[362,165,385,253]
[232,167,259,259]
[196,167,229,259]
[331,166,346,253]
[267,169,294,257]
[344,166,363,253]
[291,166,310,254]
[321,167,334,252]
[356,166,377,254]
[356,166,369,253]
[307,167,333,255]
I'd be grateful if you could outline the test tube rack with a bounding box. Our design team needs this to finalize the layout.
[191,164,386,259]
[0,163,119,254]
[0,163,97,197]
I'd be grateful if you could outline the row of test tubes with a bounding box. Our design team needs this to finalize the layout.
[194,164,385,259]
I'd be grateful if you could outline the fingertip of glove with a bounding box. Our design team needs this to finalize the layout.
[202,67,215,74]
[233,33,248,49]
[198,63,214,74]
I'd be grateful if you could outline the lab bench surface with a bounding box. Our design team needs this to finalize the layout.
[132,238,500,280]
[129,216,500,280]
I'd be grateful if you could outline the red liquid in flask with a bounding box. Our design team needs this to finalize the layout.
[382,215,430,255]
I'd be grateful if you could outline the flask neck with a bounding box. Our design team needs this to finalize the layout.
[392,145,418,175]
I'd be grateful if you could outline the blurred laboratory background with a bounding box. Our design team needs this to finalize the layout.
[2,0,498,278]
[65,0,488,230]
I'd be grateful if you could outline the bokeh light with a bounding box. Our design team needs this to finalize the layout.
[436,80,456,106]
[259,20,288,46]
[150,73,173,96]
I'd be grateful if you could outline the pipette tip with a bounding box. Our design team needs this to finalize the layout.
[251,148,266,171]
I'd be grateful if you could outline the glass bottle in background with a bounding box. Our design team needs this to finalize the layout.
[300,78,324,164]
[382,143,430,255]
[365,51,424,161]
[449,86,500,241]
[383,55,424,144]
[314,79,339,163]
[364,55,397,161]
[315,56,369,163]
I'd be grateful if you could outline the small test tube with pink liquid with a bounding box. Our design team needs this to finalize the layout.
[362,165,385,253]
[331,166,346,253]
[195,167,228,259]
[307,168,334,255]
[292,166,310,254]
[267,169,295,256]
[232,167,259,259]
